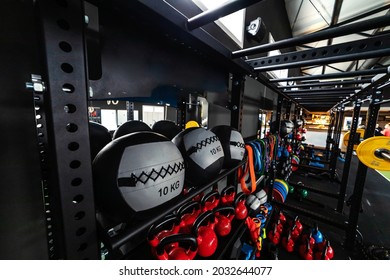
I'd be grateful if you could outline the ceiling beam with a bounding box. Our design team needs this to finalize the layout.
[345,9,390,72]
[269,67,386,82]
[232,14,390,58]
[187,0,263,30]
[278,79,371,89]
[329,3,390,29]
[322,0,344,75]
[248,34,390,72]
[284,88,361,96]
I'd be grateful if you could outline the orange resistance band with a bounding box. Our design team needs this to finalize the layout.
[268,135,275,162]
[238,145,257,194]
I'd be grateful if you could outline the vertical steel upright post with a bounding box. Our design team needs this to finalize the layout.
[229,74,245,188]
[269,94,283,201]
[231,74,245,132]
[325,112,336,161]
[328,110,339,174]
[285,100,292,120]
[126,101,134,121]
[329,106,344,180]
[337,99,362,213]
[38,0,99,259]
[345,89,382,249]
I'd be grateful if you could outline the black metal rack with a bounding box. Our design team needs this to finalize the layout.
[3,0,390,260]
[105,161,245,252]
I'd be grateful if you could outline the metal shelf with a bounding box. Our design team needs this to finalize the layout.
[103,159,246,251]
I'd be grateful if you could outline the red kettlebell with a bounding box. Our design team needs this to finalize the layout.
[299,240,313,260]
[213,206,235,237]
[281,231,295,253]
[324,241,334,259]
[314,246,329,260]
[220,185,236,206]
[147,214,181,256]
[182,185,204,202]
[176,200,201,234]
[290,224,301,241]
[278,211,287,225]
[300,231,315,248]
[287,145,292,153]
[192,210,218,258]
[234,192,248,220]
[274,219,284,235]
[268,224,281,245]
[192,192,204,202]
[201,191,220,212]
[314,241,334,260]
[289,216,303,233]
[156,234,198,260]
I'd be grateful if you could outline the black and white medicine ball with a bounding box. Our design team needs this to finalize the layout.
[93,131,185,222]
[172,127,224,187]
[210,125,245,168]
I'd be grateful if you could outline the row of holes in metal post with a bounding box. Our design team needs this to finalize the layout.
[56,0,88,255]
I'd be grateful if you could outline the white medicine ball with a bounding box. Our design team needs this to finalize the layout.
[93,131,185,222]
[210,125,245,168]
[172,127,224,187]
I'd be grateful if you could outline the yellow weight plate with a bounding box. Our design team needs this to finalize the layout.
[356,136,390,171]
[343,129,365,150]
[185,120,200,129]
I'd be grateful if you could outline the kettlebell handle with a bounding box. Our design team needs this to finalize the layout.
[221,185,235,196]
[200,190,220,205]
[176,200,201,217]
[234,192,246,206]
[213,206,235,216]
[147,214,180,241]
[192,210,215,236]
[156,233,198,256]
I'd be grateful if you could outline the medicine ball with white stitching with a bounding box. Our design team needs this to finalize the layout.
[210,125,245,168]
[172,127,224,187]
[93,131,185,222]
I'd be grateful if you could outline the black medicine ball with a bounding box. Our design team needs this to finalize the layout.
[88,121,112,161]
[210,125,245,168]
[152,120,182,140]
[93,131,185,222]
[270,120,294,137]
[113,120,151,139]
[172,127,224,187]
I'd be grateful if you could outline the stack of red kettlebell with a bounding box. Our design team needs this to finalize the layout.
[268,211,334,260]
[147,185,249,260]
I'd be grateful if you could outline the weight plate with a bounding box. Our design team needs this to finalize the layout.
[356,136,390,171]
[343,129,365,150]
[273,187,284,203]
[275,179,289,195]
[274,181,287,201]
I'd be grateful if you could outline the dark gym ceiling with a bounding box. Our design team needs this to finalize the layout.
[275,0,390,112]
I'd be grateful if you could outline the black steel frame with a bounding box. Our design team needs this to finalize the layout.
[247,33,390,72]
[17,0,390,260]
[38,0,99,259]
[338,98,362,213]
[345,89,383,249]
